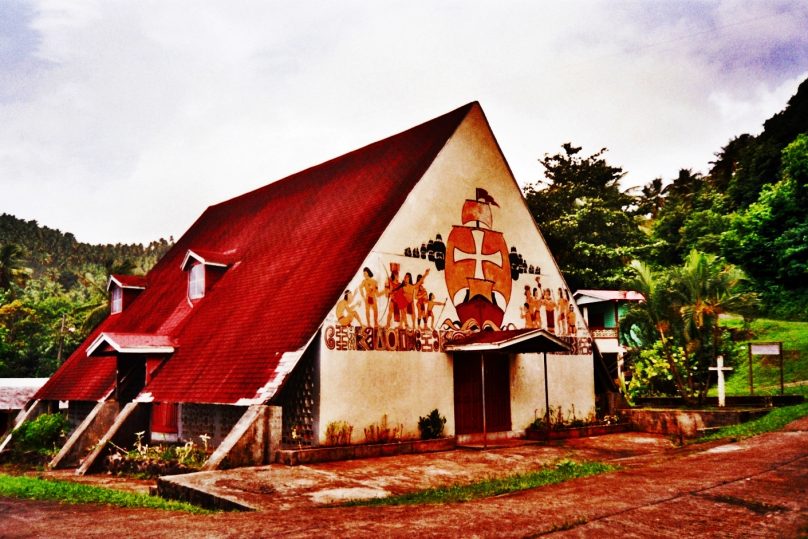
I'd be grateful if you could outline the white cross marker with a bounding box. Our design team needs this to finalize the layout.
[454,229,502,279]
[709,355,733,407]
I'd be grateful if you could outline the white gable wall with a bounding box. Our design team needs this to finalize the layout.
[318,104,594,444]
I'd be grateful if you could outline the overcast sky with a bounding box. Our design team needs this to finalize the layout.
[2,1,807,245]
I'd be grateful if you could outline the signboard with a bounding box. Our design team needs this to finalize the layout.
[750,343,782,356]
[747,342,784,395]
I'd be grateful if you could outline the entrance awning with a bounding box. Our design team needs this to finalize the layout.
[445,329,571,354]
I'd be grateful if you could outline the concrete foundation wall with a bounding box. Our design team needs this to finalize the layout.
[67,401,98,431]
[511,353,596,431]
[204,405,282,469]
[319,350,455,444]
[621,408,769,438]
[180,404,244,448]
[50,400,120,469]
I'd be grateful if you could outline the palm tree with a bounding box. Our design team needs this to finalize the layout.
[625,259,693,403]
[677,250,758,402]
[0,243,28,291]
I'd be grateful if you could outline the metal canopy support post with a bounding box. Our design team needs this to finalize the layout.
[780,345,785,396]
[481,352,487,449]
[748,344,754,396]
[543,351,550,435]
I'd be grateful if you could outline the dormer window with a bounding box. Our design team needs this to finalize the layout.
[181,248,236,301]
[111,286,123,313]
[188,262,205,299]
[107,274,147,314]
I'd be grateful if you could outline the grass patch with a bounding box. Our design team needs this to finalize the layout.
[720,316,808,395]
[697,401,808,443]
[0,473,212,514]
[343,460,616,506]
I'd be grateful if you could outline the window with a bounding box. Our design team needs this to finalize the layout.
[110,285,123,314]
[188,262,205,299]
[588,309,605,328]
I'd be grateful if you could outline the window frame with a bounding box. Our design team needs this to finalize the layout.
[188,262,205,299]
[110,285,123,314]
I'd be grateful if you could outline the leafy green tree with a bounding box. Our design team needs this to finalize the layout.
[720,134,808,318]
[647,169,726,266]
[524,144,649,289]
[0,279,86,376]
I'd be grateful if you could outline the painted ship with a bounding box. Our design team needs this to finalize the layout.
[445,189,512,329]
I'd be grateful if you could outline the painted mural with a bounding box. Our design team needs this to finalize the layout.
[324,188,591,355]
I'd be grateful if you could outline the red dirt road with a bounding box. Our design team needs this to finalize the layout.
[1,419,806,538]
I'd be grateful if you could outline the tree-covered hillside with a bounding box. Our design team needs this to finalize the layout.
[0,215,171,377]
[526,76,808,320]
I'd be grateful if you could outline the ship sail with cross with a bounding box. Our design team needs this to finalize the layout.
[444,188,512,330]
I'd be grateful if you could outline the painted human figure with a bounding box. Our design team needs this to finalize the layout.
[557,288,569,335]
[542,288,557,333]
[402,269,430,328]
[567,304,577,335]
[529,276,543,328]
[359,267,379,327]
[424,293,446,329]
[389,272,417,329]
[336,290,362,326]
[384,269,401,328]
[416,277,430,328]
[521,302,535,329]
[534,287,546,329]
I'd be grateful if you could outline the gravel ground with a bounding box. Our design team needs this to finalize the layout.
[1,418,806,538]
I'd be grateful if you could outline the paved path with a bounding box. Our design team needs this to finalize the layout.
[1,419,806,538]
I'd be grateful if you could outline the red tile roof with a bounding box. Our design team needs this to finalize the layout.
[37,103,474,405]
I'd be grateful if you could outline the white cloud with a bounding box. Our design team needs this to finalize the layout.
[1,1,807,244]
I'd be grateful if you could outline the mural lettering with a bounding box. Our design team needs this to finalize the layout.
[324,325,447,352]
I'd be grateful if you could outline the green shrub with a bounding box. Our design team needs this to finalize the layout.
[12,413,70,458]
[417,409,446,440]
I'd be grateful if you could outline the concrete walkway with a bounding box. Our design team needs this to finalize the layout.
[156,431,687,511]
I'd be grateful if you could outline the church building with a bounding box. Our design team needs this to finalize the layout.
[23,102,595,468]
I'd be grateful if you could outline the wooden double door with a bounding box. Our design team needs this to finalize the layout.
[453,353,511,435]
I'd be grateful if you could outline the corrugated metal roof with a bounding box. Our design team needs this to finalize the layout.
[574,290,645,305]
[1,379,48,410]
